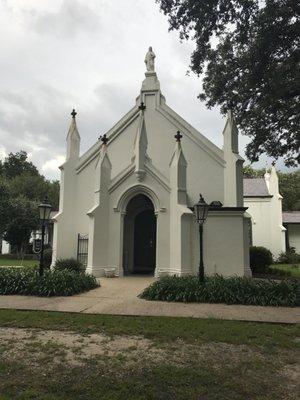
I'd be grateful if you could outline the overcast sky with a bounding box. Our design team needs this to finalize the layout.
[0,0,289,180]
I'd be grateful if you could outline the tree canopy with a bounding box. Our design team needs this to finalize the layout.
[0,151,59,253]
[0,151,39,179]
[157,0,300,166]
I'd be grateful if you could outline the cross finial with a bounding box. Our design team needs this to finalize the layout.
[139,102,146,111]
[71,109,77,118]
[99,134,108,146]
[174,131,182,142]
[271,160,276,167]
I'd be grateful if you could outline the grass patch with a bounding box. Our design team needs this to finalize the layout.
[0,311,299,399]
[271,264,300,278]
[139,275,300,307]
[0,310,299,399]
[0,309,298,349]
[0,259,38,267]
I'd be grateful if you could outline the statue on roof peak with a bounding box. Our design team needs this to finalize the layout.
[145,46,156,72]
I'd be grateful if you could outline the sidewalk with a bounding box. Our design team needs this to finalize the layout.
[0,277,299,324]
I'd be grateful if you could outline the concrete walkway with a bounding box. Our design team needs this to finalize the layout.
[0,277,299,324]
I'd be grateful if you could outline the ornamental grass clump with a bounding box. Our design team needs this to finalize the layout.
[0,267,99,297]
[139,275,300,307]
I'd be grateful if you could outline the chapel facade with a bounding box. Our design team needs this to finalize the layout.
[52,50,251,278]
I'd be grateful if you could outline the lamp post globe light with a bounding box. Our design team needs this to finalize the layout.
[38,196,52,276]
[194,194,210,282]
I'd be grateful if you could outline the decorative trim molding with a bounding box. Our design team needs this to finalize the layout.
[114,184,163,214]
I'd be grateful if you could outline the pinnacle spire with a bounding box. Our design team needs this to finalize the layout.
[133,112,148,181]
[66,109,80,160]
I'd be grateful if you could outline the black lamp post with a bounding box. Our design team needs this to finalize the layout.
[38,196,52,276]
[194,194,210,282]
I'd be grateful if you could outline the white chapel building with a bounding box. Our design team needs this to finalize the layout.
[52,49,251,278]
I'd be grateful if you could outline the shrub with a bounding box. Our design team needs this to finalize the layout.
[54,258,84,273]
[250,246,273,273]
[277,249,300,264]
[43,248,53,268]
[0,267,99,296]
[139,275,299,307]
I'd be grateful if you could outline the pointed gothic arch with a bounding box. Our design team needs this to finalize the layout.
[122,193,157,275]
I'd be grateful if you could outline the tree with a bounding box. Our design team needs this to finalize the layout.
[278,170,300,211]
[0,151,60,253]
[3,197,39,253]
[156,0,300,166]
[243,165,265,179]
[8,174,59,209]
[1,151,39,179]
[0,178,10,237]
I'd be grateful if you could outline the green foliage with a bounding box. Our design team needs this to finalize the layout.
[278,170,300,211]
[157,0,299,166]
[243,165,265,178]
[54,258,84,273]
[277,250,300,265]
[0,151,39,179]
[0,151,60,252]
[3,197,39,253]
[139,275,299,307]
[0,178,10,236]
[43,248,53,268]
[0,267,99,296]
[250,246,273,273]
[8,173,59,208]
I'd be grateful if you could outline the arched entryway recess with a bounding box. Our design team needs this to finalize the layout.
[122,194,157,275]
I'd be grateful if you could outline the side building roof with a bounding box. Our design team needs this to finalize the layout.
[243,178,271,197]
[282,211,300,224]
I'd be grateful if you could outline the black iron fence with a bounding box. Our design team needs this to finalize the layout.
[77,234,89,267]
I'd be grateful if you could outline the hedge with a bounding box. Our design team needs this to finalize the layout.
[250,246,273,273]
[54,258,84,273]
[139,275,300,307]
[0,267,99,297]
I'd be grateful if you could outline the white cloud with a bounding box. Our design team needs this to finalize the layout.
[42,156,65,179]
[0,146,7,161]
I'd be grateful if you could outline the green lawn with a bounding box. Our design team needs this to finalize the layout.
[0,258,38,267]
[0,310,299,400]
[271,263,300,278]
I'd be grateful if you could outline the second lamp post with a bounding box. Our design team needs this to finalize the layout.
[194,194,210,282]
[38,196,52,276]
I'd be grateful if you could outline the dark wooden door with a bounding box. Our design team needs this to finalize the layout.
[133,210,156,274]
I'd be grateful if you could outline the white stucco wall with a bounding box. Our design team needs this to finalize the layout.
[244,198,285,258]
[191,211,249,277]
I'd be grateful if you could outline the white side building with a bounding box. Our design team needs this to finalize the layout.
[243,166,286,258]
[52,51,251,278]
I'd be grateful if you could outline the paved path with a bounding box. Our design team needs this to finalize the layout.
[0,277,299,324]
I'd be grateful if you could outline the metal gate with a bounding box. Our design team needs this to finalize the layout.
[77,234,89,267]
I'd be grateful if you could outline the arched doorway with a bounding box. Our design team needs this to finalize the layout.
[123,194,157,275]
